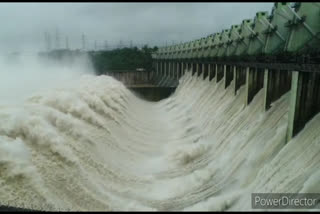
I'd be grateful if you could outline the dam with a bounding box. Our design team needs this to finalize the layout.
[1,72,320,211]
[1,2,320,212]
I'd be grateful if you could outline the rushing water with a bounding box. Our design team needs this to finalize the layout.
[0,68,320,211]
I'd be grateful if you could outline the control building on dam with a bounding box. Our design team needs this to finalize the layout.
[108,2,320,143]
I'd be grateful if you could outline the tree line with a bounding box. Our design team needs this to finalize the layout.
[89,45,158,75]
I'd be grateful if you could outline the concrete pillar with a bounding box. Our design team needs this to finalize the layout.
[245,67,252,106]
[287,71,301,142]
[160,62,164,76]
[142,71,144,83]
[196,63,200,77]
[156,61,159,76]
[245,67,264,106]
[126,72,129,84]
[161,62,166,76]
[209,64,216,81]
[181,63,184,76]
[173,62,176,79]
[197,63,202,77]
[192,63,196,76]
[264,69,292,111]
[176,62,180,80]
[162,62,165,77]
[224,64,234,89]
[263,69,273,111]
[234,66,246,95]
[185,63,188,73]
[185,62,188,74]
[162,61,165,76]
[170,62,173,78]
[216,64,224,83]
[176,62,178,79]
[201,64,205,79]
[286,71,320,142]
[232,66,236,94]
[215,64,218,83]
[203,64,208,80]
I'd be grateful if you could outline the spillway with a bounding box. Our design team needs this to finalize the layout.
[0,71,320,211]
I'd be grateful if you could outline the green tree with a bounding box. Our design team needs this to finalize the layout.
[89,46,157,75]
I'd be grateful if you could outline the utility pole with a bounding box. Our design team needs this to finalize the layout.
[94,40,97,51]
[48,32,52,51]
[44,31,49,52]
[65,36,69,50]
[82,33,86,51]
[118,39,123,49]
[104,40,108,50]
[55,27,60,50]
[130,40,133,48]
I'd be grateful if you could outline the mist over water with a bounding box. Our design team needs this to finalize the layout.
[0,53,94,105]
[0,65,320,211]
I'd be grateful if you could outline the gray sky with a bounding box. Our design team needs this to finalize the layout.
[0,3,274,54]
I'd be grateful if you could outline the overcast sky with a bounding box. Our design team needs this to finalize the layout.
[0,3,274,54]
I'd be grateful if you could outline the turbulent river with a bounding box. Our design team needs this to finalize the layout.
[0,64,320,211]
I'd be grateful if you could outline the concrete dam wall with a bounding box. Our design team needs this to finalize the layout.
[129,87,175,102]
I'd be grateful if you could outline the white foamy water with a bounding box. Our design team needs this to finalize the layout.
[0,68,320,211]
